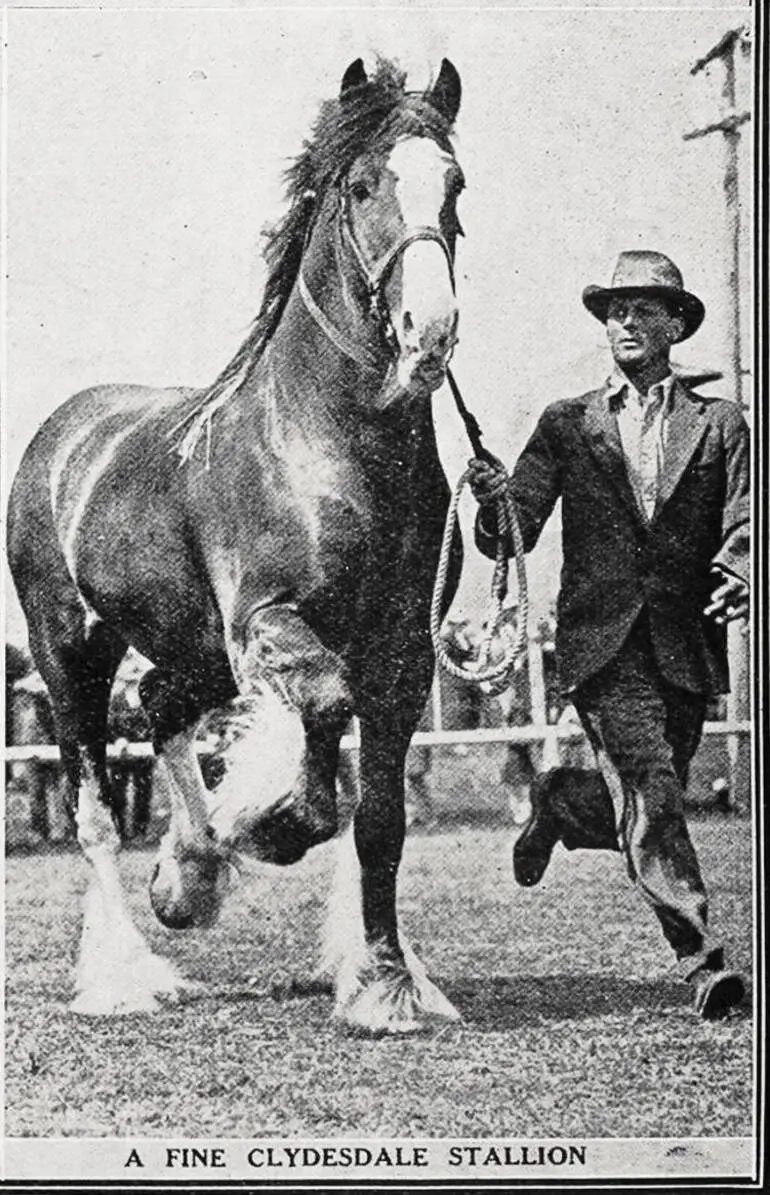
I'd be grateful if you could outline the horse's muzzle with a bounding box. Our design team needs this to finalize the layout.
[412,354,450,391]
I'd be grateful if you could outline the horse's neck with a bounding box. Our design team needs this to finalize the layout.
[266,209,385,401]
[220,247,442,498]
[274,303,433,453]
[257,278,392,422]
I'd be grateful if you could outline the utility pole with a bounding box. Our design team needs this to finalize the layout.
[684,24,752,808]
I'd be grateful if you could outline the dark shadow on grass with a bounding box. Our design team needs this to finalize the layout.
[441,973,695,1028]
[175,975,335,1006]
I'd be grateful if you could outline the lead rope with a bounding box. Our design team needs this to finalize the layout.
[430,371,529,694]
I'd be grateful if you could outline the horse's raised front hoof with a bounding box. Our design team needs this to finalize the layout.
[247,803,337,866]
[150,838,232,929]
[334,958,461,1037]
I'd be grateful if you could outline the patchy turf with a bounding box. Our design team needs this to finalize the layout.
[5,818,754,1138]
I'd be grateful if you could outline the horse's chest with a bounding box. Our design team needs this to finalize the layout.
[284,452,423,580]
[315,475,443,621]
[203,433,446,648]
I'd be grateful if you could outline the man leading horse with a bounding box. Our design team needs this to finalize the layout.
[468,250,750,1019]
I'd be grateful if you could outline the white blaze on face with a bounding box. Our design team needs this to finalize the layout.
[383,138,459,391]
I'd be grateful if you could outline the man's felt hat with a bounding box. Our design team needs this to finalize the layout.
[582,250,705,341]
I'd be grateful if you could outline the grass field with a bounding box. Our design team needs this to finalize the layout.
[5,817,755,1139]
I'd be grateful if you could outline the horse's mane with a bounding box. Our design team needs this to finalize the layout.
[173,58,456,463]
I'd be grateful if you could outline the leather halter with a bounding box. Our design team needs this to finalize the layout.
[298,182,456,373]
[339,189,456,313]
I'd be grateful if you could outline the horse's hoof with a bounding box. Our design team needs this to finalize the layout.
[150,839,232,929]
[72,949,190,1016]
[335,965,461,1037]
[72,990,164,1016]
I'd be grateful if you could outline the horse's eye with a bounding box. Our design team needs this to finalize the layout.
[350,180,370,203]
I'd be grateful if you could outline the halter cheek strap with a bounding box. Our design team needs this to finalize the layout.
[297,270,382,373]
[297,182,457,372]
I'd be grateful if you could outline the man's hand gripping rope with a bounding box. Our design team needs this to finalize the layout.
[430,454,528,694]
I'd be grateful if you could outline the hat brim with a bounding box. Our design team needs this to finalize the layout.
[582,284,705,342]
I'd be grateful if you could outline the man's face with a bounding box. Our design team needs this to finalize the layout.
[605,295,684,370]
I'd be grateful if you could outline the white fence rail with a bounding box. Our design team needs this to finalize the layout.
[2,721,752,762]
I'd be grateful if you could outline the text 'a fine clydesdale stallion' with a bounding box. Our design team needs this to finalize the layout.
[7,57,466,1034]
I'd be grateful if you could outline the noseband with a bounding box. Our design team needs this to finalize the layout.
[298,179,456,374]
[339,189,456,320]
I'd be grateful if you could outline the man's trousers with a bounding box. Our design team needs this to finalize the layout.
[553,614,722,976]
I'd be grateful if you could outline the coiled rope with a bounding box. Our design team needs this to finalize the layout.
[431,371,529,694]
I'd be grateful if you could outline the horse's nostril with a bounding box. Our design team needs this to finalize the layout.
[403,311,414,336]
[426,328,456,359]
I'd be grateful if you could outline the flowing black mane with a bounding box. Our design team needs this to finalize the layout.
[202,58,457,406]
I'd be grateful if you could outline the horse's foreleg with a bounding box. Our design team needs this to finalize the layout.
[326,716,460,1035]
[219,604,353,864]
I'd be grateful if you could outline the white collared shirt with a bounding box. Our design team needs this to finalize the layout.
[606,369,675,519]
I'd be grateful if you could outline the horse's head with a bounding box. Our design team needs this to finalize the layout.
[177,59,466,461]
[298,58,464,406]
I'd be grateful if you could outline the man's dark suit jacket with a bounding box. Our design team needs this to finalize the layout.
[476,379,749,695]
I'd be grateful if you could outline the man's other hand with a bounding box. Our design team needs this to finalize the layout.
[467,457,509,507]
[704,568,749,624]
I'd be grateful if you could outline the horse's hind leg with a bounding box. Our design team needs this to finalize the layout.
[33,613,186,1014]
[140,664,237,932]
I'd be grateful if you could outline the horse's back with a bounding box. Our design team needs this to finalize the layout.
[12,382,196,487]
[7,382,197,617]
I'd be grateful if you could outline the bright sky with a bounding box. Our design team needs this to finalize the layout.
[3,2,753,645]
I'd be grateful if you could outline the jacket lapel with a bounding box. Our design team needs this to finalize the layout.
[582,388,646,527]
[653,380,708,518]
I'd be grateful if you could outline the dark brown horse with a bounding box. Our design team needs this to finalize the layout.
[7,57,465,1032]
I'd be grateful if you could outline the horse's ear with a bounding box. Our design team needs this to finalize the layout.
[340,58,368,96]
[428,58,461,124]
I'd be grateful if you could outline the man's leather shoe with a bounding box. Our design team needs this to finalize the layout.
[513,773,562,886]
[691,968,746,1019]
